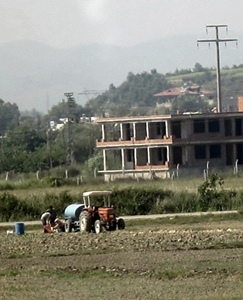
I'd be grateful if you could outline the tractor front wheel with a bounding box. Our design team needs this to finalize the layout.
[80,211,92,233]
[94,219,102,234]
[117,218,125,230]
[110,221,116,231]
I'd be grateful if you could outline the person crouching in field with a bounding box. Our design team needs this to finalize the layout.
[53,218,65,232]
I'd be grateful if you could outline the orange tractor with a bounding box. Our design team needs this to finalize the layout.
[79,190,125,234]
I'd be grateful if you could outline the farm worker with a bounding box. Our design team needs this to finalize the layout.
[46,206,57,226]
[41,211,51,226]
[53,218,65,232]
[40,211,52,233]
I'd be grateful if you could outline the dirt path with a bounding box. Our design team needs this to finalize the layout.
[0,210,238,227]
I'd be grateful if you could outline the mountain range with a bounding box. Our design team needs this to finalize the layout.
[0,33,242,112]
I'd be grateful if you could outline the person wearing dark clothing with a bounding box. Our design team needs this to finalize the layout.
[46,206,57,226]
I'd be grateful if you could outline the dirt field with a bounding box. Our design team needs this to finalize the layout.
[0,218,243,300]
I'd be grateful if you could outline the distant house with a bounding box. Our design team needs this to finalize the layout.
[154,84,214,108]
[49,116,96,131]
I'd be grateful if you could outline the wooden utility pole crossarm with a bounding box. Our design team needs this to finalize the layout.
[197,25,238,113]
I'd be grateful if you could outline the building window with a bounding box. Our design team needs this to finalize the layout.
[236,143,243,164]
[235,119,242,136]
[172,146,182,164]
[210,144,221,158]
[127,149,133,162]
[195,145,206,159]
[208,119,220,132]
[224,119,232,136]
[157,147,167,163]
[158,148,162,161]
[125,123,133,140]
[171,121,181,138]
[156,122,166,136]
[156,122,161,135]
[193,119,205,133]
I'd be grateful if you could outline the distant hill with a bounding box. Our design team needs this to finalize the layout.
[0,33,242,112]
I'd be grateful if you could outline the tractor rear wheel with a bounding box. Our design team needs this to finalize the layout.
[94,219,102,234]
[65,219,72,233]
[80,211,92,233]
[117,218,125,230]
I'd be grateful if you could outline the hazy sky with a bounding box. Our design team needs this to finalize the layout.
[0,0,242,48]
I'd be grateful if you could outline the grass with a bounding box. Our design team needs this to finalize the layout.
[125,212,243,229]
[1,172,243,199]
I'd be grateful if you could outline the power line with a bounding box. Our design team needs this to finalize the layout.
[197,24,238,112]
[78,89,106,100]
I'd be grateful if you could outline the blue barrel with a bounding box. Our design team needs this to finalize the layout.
[15,222,25,235]
[64,203,84,220]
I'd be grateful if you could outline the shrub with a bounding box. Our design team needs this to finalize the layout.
[172,192,198,213]
[197,174,236,211]
[0,193,19,221]
[0,182,14,191]
[112,188,173,215]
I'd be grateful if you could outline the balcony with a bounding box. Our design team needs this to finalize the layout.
[135,161,169,170]
[96,136,173,148]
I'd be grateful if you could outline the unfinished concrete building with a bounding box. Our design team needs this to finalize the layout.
[95,111,243,181]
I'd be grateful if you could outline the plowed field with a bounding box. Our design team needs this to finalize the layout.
[0,219,243,300]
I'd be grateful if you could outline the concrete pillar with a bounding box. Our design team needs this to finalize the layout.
[133,122,136,139]
[121,148,125,170]
[103,149,107,171]
[167,146,170,165]
[120,123,124,140]
[233,143,237,162]
[232,119,236,137]
[102,124,105,141]
[221,144,226,164]
[165,120,169,137]
[146,122,149,139]
[206,145,209,160]
[134,148,137,166]
[147,147,151,164]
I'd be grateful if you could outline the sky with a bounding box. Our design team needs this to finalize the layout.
[0,0,243,49]
[0,0,243,112]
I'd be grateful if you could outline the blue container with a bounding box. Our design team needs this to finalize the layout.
[15,222,25,235]
[64,203,84,221]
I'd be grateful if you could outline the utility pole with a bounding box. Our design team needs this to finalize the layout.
[64,92,76,165]
[46,127,53,169]
[197,25,237,112]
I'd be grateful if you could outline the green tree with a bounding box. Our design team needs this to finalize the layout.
[46,100,94,123]
[0,100,20,135]
[0,123,47,172]
[87,70,171,117]
[171,95,210,113]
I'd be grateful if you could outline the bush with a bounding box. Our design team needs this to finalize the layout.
[0,192,40,221]
[112,188,173,215]
[0,182,14,191]
[0,193,19,221]
[198,174,237,211]
[172,192,198,213]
